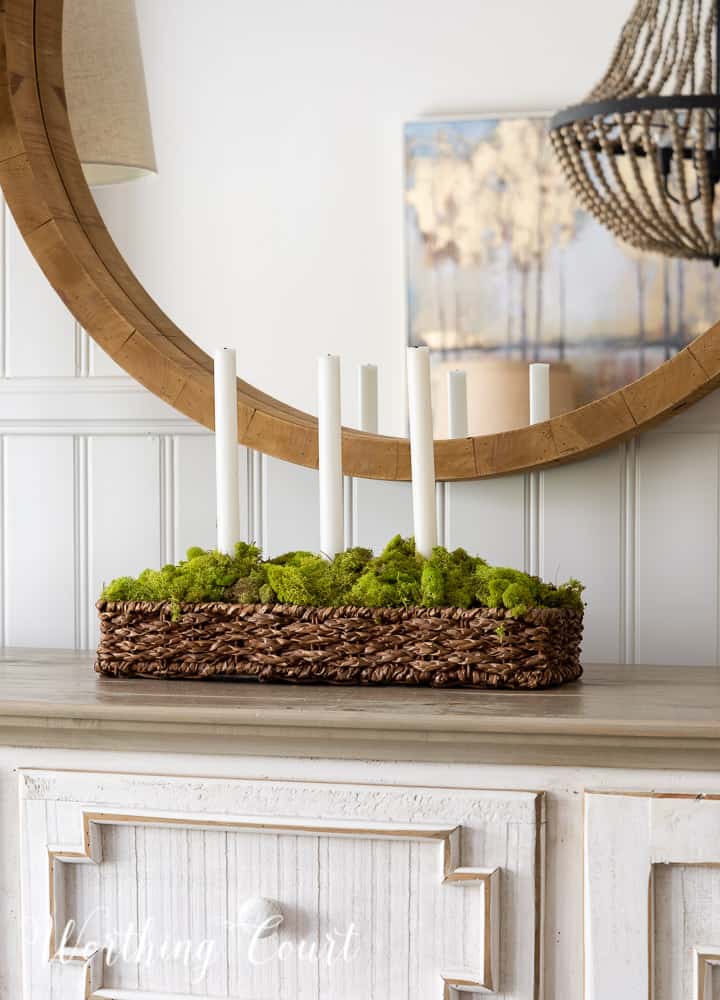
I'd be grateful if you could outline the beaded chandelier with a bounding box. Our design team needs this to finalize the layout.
[550,0,720,265]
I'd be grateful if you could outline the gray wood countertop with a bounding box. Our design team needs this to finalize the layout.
[1,648,719,769]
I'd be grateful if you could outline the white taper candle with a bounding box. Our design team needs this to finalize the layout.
[359,363,378,433]
[407,346,437,558]
[447,369,468,439]
[318,354,344,559]
[529,363,551,425]
[214,347,240,555]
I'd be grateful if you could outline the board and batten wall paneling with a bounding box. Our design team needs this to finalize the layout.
[635,426,720,666]
[173,435,219,559]
[541,447,626,665]
[353,479,413,553]
[3,189,720,662]
[3,436,76,647]
[88,436,162,648]
[88,337,124,378]
[262,455,321,557]
[445,477,526,572]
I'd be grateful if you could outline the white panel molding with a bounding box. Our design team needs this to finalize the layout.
[50,821,500,999]
[523,473,533,576]
[344,475,355,549]
[0,377,210,435]
[0,200,6,379]
[173,436,218,557]
[20,769,542,1000]
[619,439,637,664]
[158,436,176,566]
[88,337,124,378]
[445,475,525,568]
[636,431,719,665]
[3,196,720,660]
[73,322,90,379]
[262,457,320,557]
[528,472,543,578]
[0,433,5,647]
[695,948,720,1000]
[4,435,76,647]
[540,447,624,663]
[248,449,264,551]
[0,366,256,645]
[352,479,413,553]
[72,436,90,651]
[436,481,446,550]
[585,790,720,1000]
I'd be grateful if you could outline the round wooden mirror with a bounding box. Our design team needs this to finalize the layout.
[2,0,720,481]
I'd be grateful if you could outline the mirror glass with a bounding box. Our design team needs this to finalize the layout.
[65,0,720,439]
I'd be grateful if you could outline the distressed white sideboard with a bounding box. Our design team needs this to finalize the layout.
[3,651,720,999]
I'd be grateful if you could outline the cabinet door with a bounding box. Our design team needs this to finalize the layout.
[19,769,543,999]
[585,790,720,1000]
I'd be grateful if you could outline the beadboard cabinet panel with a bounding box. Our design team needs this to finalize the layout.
[2,436,75,647]
[4,215,76,378]
[654,865,720,1000]
[635,431,720,666]
[585,791,720,1000]
[20,769,542,999]
[541,447,624,664]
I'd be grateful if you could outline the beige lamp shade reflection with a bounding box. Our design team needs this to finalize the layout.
[62,0,157,186]
[432,358,576,438]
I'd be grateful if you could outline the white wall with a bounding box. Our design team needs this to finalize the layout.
[93,0,636,434]
[1,0,717,664]
[0,186,719,663]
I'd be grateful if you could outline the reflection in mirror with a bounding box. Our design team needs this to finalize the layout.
[406,116,720,435]
[63,2,720,441]
[63,0,156,185]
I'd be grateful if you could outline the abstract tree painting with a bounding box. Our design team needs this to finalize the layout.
[405,117,720,406]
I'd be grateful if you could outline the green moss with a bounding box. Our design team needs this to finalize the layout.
[269,550,316,566]
[101,543,264,605]
[475,564,540,616]
[100,575,141,601]
[99,537,585,616]
[226,568,269,604]
[536,576,585,612]
[266,552,333,605]
[258,582,276,604]
[473,564,585,617]
[420,546,481,608]
[348,535,423,607]
[328,547,373,603]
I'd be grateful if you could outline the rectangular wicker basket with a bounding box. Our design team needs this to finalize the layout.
[95,601,583,690]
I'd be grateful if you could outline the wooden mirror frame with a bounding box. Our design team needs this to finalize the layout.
[3,0,720,480]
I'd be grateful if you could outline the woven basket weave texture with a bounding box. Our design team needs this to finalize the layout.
[96,601,583,690]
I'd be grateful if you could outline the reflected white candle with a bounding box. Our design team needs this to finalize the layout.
[447,369,468,439]
[318,354,344,559]
[214,347,240,555]
[407,347,437,559]
[359,363,378,433]
[529,363,551,425]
